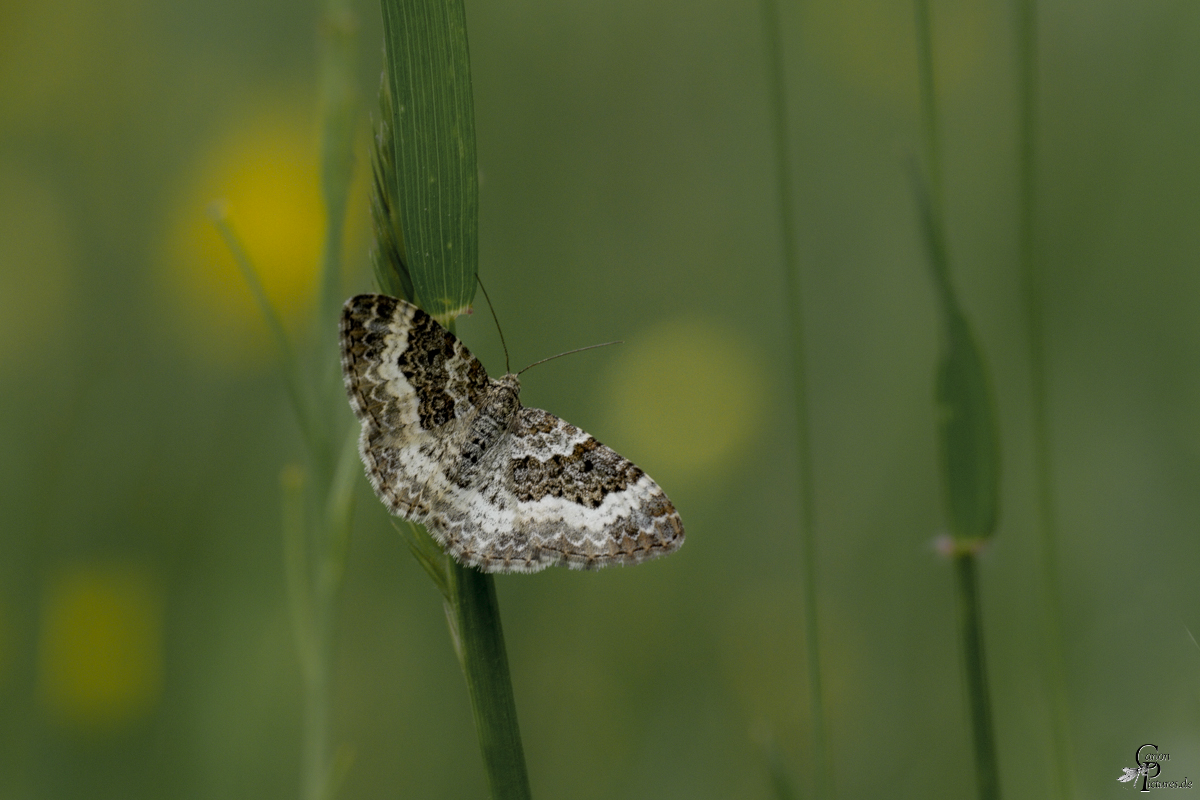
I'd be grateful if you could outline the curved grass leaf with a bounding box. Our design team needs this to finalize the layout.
[379,0,477,322]
[910,167,1000,542]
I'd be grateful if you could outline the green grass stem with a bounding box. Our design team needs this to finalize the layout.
[212,4,366,799]
[913,0,944,221]
[376,1,532,795]
[913,161,1003,799]
[445,565,532,800]
[953,550,1000,800]
[911,2,1001,546]
[757,0,834,795]
[210,210,320,460]
[316,0,361,406]
[1016,1,1076,796]
[285,4,364,798]
[912,2,1003,797]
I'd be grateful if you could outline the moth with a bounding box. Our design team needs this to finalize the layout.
[340,294,684,573]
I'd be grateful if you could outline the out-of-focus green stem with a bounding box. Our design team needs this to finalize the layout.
[913,1,1002,797]
[211,210,318,457]
[291,1,361,799]
[757,0,833,795]
[226,5,359,799]
[317,4,358,336]
[1016,0,1075,796]
[953,551,999,800]
[913,0,944,219]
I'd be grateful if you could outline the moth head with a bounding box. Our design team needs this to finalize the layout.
[496,373,521,397]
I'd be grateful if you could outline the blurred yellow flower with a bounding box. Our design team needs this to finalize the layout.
[604,317,767,483]
[38,562,163,732]
[161,104,328,364]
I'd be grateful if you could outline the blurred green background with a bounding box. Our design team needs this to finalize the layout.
[3,0,1200,797]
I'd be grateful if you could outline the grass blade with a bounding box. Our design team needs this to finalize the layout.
[757,0,833,795]
[379,0,477,322]
[375,1,531,796]
[912,3,1002,797]
[1016,0,1076,795]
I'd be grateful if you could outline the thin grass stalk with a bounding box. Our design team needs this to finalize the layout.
[375,0,531,795]
[294,1,361,797]
[918,176,1004,799]
[954,551,1000,800]
[219,4,359,796]
[445,564,531,799]
[1016,1,1076,796]
[912,2,1002,798]
[757,0,833,795]
[316,1,360,401]
[301,584,334,800]
[913,0,945,220]
[210,212,318,456]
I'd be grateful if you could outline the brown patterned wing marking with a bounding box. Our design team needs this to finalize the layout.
[396,304,490,429]
[340,294,490,520]
[427,406,685,573]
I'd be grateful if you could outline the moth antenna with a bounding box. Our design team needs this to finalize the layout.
[475,275,511,373]
[518,341,622,376]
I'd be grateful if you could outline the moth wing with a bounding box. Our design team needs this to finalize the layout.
[340,294,490,521]
[431,407,684,573]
